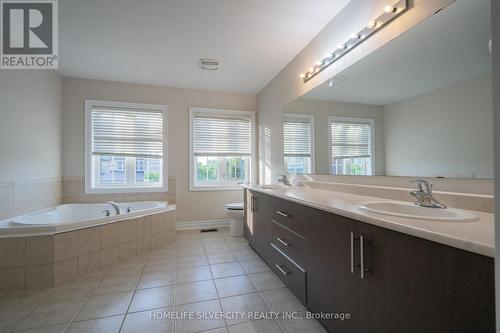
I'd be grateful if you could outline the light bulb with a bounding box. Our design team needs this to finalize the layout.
[315,60,323,66]
[337,44,346,50]
[367,20,377,29]
[350,33,361,40]
[308,67,314,72]
[299,73,306,78]
[383,5,396,13]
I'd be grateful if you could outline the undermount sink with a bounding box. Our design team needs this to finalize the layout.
[358,201,478,222]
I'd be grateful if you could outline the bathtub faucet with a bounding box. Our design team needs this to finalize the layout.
[107,201,121,215]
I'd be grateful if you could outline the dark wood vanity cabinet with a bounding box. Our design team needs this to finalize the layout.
[244,189,495,333]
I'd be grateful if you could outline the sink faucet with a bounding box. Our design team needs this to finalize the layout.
[409,180,447,209]
[107,201,121,215]
[277,174,293,187]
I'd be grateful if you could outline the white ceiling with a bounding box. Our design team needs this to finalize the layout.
[303,0,491,105]
[59,0,350,94]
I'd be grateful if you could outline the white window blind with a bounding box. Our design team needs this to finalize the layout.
[91,106,164,158]
[193,116,252,156]
[283,120,312,157]
[330,120,372,158]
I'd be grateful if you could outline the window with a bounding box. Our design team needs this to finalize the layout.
[329,117,374,176]
[85,100,167,193]
[190,107,255,191]
[283,114,314,174]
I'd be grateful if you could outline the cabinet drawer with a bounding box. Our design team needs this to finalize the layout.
[271,220,306,267]
[269,243,307,304]
[271,197,305,236]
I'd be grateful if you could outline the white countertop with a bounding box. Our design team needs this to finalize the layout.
[245,185,494,258]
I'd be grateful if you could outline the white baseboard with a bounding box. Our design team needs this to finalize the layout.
[176,219,232,231]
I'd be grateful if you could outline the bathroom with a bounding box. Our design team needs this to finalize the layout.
[0,0,498,332]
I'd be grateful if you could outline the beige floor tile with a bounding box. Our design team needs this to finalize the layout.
[45,278,101,301]
[138,270,176,289]
[178,247,205,258]
[227,319,282,333]
[204,244,231,254]
[261,288,305,313]
[175,299,225,333]
[15,323,67,333]
[0,303,38,332]
[0,289,54,309]
[178,255,209,268]
[93,274,140,295]
[220,293,270,326]
[177,265,213,283]
[75,291,133,321]
[121,308,173,333]
[66,315,124,333]
[233,250,259,262]
[277,311,327,333]
[15,297,87,331]
[210,262,246,279]
[248,272,285,292]
[214,275,256,298]
[202,328,229,333]
[144,260,177,273]
[175,280,218,305]
[238,259,270,274]
[207,252,237,265]
[129,286,174,312]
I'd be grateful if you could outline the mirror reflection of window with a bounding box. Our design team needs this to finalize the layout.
[283,114,314,174]
[329,117,374,176]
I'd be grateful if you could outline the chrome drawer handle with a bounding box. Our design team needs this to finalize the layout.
[276,210,289,218]
[276,237,291,247]
[275,264,291,276]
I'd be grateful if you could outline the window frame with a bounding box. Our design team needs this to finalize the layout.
[328,116,375,176]
[189,107,256,192]
[282,113,315,174]
[85,99,168,194]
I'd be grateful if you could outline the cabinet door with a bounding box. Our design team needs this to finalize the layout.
[245,190,274,263]
[305,207,360,333]
[356,222,495,333]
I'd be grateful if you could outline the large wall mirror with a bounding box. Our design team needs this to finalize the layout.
[283,0,492,179]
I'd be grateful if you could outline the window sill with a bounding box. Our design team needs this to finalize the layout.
[85,186,168,194]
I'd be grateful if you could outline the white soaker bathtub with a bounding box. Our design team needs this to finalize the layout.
[0,201,171,237]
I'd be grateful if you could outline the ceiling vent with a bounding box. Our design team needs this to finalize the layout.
[199,59,221,71]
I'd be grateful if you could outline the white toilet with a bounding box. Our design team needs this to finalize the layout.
[225,202,244,236]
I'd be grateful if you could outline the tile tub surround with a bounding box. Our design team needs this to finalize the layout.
[0,229,324,333]
[62,176,176,204]
[0,210,176,292]
[0,178,62,221]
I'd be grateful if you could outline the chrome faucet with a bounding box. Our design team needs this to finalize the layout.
[106,201,121,215]
[409,179,447,209]
[277,174,293,187]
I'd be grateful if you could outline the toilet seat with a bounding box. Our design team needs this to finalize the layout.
[225,202,244,211]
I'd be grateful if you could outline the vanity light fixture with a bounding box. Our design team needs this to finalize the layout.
[299,0,409,82]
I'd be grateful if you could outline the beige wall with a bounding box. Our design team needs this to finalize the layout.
[384,74,493,178]
[0,70,63,219]
[0,70,62,182]
[62,77,256,223]
[284,99,384,175]
[257,0,455,184]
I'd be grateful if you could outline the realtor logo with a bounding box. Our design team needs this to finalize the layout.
[1,0,58,69]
